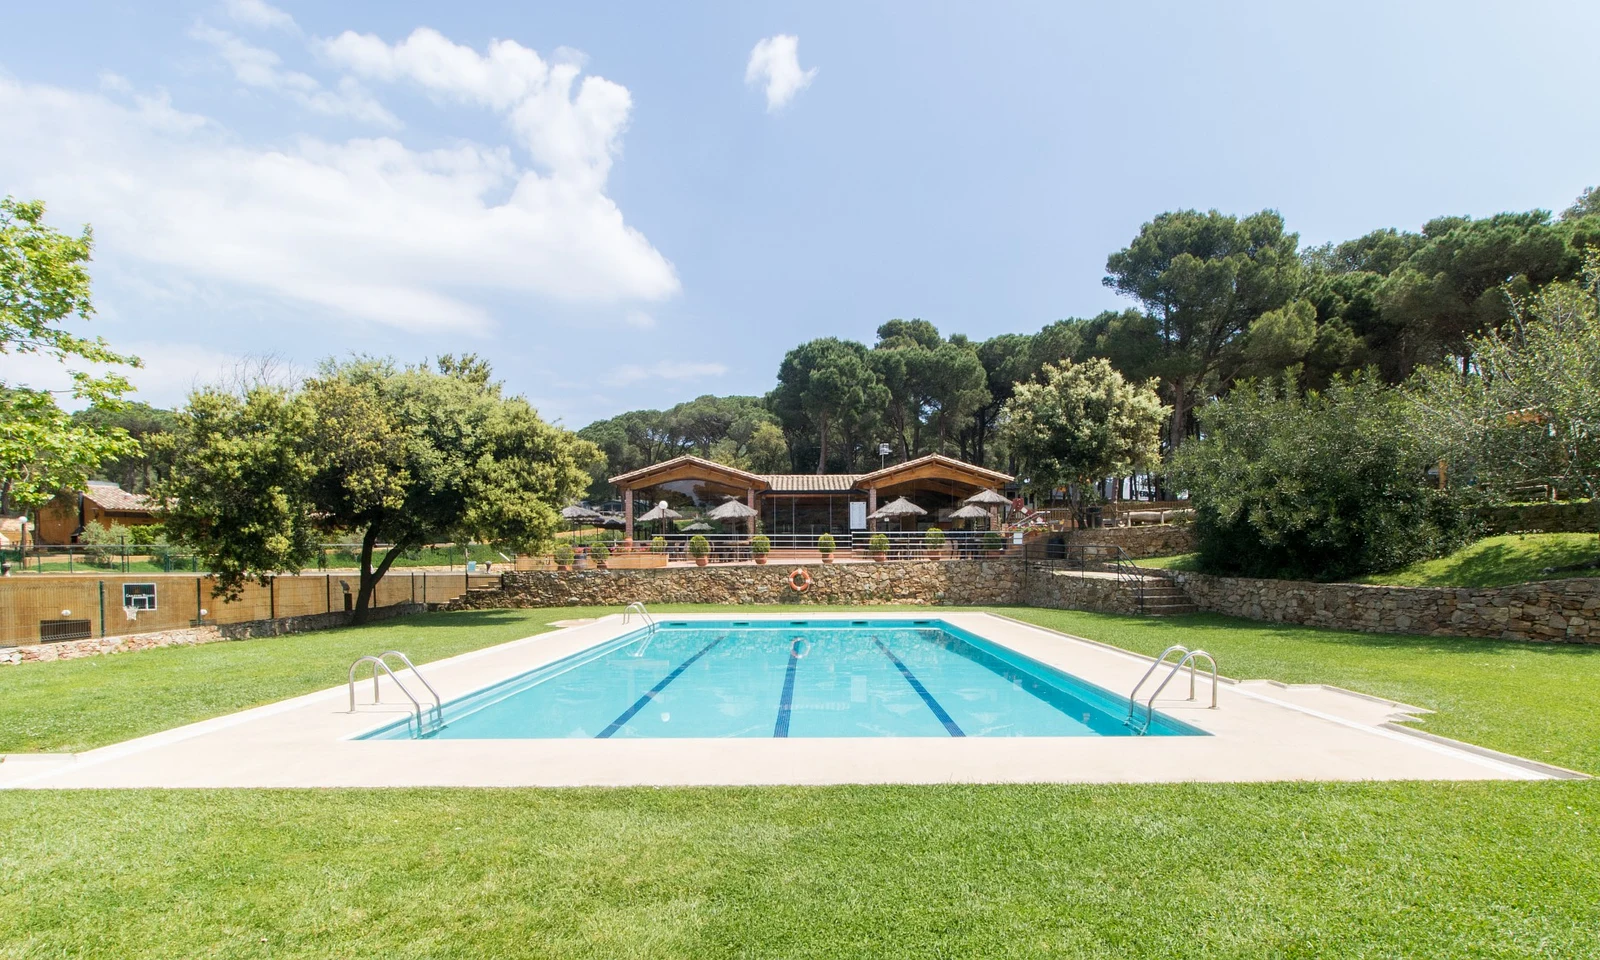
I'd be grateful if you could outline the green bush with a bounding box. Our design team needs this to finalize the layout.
[688,535,711,559]
[924,527,946,550]
[78,522,130,568]
[552,543,575,566]
[816,533,836,555]
[869,533,890,555]
[750,534,771,556]
[982,531,1005,553]
[1171,377,1476,581]
[589,541,610,563]
[650,536,667,554]
[128,523,167,547]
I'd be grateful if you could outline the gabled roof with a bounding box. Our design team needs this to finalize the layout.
[609,455,768,490]
[855,454,1012,488]
[82,482,157,513]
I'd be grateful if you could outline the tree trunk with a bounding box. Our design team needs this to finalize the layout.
[816,411,829,473]
[1167,381,1190,455]
[352,524,407,625]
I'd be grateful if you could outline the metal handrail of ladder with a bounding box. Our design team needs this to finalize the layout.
[375,650,443,718]
[348,654,441,734]
[1127,647,1218,735]
[623,602,658,657]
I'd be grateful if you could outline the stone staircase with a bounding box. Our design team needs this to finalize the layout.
[1135,575,1199,616]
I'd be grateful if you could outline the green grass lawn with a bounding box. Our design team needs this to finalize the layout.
[1355,532,1600,587]
[4,604,1600,957]
[1138,533,1600,586]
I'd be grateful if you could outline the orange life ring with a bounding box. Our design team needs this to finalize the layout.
[788,567,813,592]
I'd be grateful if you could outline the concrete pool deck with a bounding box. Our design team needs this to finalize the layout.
[0,613,1581,789]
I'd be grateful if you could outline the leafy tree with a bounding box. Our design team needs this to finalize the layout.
[72,402,178,493]
[1412,260,1600,516]
[1,198,139,514]
[1103,209,1302,451]
[1002,357,1166,524]
[1171,376,1474,581]
[161,357,598,621]
[769,337,886,472]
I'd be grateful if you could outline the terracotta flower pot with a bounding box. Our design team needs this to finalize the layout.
[872,553,887,562]
[694,557,709,567]
[556,563,570,572]
[754,555,768,565]
[821,555,834,564]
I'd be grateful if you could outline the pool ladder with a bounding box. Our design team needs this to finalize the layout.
[348,650,443,735]
[1126,644,1218,735]
[623,602,658,657]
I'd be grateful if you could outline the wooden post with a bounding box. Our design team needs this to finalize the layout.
[747,487,757,536]
[867,487,878,532]
[623,488,635,541]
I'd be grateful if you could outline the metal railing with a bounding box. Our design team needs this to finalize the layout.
[623,602,658,657]
[1125,644,1218,735]
[348,651,442,735]
[594,530,1017,563]
[1021,538,1150,613]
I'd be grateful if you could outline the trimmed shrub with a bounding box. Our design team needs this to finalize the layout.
[869,533,890,555]
[924,527,947,551]
[589,541,610,563]
[650,536,667,554]
[981,531,1005,553]
[552,543,575,566]
[750,534,771,556]
[816,533,836,555]
[688,535,711,559]
[1171,377,1475,581]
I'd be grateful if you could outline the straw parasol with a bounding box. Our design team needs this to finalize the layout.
[963,489,1011,506]
[706,498,758,534]
[637,500,683,537]
[560,504,603,538]
[682,521,714,532]
[869,496,927,519]
[948,504,990,521]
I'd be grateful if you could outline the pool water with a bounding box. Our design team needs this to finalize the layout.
[361,619,1205,740]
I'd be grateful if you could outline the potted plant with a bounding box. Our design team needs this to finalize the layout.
[924,526,947,558]
[750,534,771,565]
[688,534,711,567]
[982,531,1005,554]
[650,535,668,555]
[553,543,575,571]
[869,533,890,562]
[817,532,836,564]
[590,540,610,570]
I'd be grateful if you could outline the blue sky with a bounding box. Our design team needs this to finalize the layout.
[4,0,1598,428]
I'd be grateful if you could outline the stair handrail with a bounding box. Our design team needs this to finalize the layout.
[623,601,658,657]
[1131,649,1218,735]
[348,655,434,735]
[374,650,442,719]
[1126,644,1191,723]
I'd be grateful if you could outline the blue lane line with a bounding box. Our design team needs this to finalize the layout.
[773,639,804,737]
[872,637,965,737]
[596,634,726,738]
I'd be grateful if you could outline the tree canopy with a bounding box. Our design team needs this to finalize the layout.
[161,355,598,620]
[1,197,139,514]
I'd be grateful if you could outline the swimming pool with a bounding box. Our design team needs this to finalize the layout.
[361,618,1206,740]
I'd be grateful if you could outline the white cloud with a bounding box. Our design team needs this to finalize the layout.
[224,0,296,32]
[604,361,727,387]
[623,310,656,330]
[192,24,399,127]
[745,35,816,112]
[0,341,255,409]
[321,28,631,187]
[0,31,678,332]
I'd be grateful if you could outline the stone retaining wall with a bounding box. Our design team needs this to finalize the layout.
[1067,524,1194,559]
[1022,569,1141,615]
[4,602,426,663]
[446,561,1024,609]
[1477,501,1599,535]
[1169,571,1598,643]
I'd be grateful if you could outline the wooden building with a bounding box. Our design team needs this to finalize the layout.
[608,454,1013,540]
[34,481,161,545]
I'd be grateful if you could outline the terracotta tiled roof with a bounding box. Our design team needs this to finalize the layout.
[83,482,157,513]
[757,473,863,492]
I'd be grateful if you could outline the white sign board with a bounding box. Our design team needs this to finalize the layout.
[848,502,868,530]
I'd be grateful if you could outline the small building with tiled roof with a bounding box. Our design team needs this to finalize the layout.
[609,454,1012,539]
[34,481,161,545]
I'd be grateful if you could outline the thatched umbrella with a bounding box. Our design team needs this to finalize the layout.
[682,521,714,532]
[949,504,991,529]
[964,488,1011,529]
[560,504,603,540]
[637,500,683,538]
[706,498,759,535]
[869,496,927,533]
